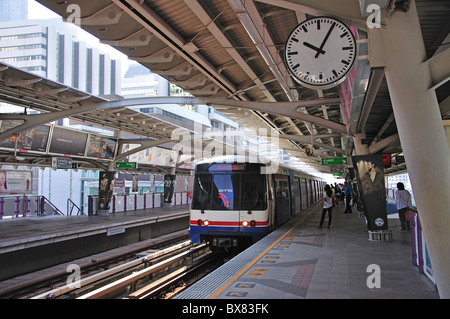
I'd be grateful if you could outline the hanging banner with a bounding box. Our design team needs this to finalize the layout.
[98,171,116,211]
[132,174,139,193]
[49,126,88,157]
[0,170,32,194]
[352,154,388,231]
[0,121,50,154]
[85,134,117,160]
[163,174,175,204]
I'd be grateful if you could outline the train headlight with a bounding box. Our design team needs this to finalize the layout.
[250,220,256,227]
[242,220,249,227]
[203,220,210,226]
[197,219,202,226]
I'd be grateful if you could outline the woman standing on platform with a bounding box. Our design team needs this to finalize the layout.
[396,182,412,232]
[319,184,334,228]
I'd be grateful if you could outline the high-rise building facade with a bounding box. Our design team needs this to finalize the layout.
[0,19,121,95]
[0,0,28,22]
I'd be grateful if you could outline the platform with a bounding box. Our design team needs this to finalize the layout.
[0,204,190,281]
[176,203,439,299]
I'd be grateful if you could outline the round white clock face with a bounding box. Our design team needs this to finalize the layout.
[285,17,357,90]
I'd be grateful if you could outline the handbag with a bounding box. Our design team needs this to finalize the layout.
[404,209,411,221]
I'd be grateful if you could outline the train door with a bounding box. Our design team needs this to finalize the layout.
[273,174,291,227]
[292,177,300,216]
[300,178,307,210]
[240,171,268,230]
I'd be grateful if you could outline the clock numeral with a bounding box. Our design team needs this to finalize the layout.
[340,31,348,38]
[342,46,353,50]
[341,60,350,66]
[292,63,300,70]
[317,20,321,30]
[332,70,338,77]
[302,25,308,33]
[287,51,298,56]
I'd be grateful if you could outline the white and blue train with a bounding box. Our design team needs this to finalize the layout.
[189,156,325,251]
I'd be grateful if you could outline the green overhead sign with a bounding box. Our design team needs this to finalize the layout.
[321,158,347,165]
[333,172,345,176]
[115,162,138,169]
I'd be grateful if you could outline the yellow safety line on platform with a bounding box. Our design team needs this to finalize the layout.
[208,205,320,299]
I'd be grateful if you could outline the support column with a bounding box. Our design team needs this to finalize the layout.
[369,1,450,297]
[353,133,369,155]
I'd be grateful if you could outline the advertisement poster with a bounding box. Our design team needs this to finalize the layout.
[132,174,138,193]
[86,134,117,160]
[98,171,116,211]
[352,154,388,231]
[164,174,175,204]
[128,145,178,167]
[0,170,32,194]
[0,122,50,153]
[49,126,88,157]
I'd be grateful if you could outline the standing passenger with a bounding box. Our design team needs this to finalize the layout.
[319,185,334,228]
[396,182,412,232]
[343,182,353,214]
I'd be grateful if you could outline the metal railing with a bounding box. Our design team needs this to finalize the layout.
[410,208,436,285]
[0,195,67,219]
[67,198,84,216]
[87,192,191,216]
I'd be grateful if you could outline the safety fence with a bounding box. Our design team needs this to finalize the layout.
[87,192,191,216]
[410,209,435,285]
[0,191,192,219]
[0,195,64,219]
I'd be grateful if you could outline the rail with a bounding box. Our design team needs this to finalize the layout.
[87,191,191,216]
[67,198,84,216]
[410,208,436,285]
[39,196,64,216]
[30,241,208,299]
[0,195,65,219]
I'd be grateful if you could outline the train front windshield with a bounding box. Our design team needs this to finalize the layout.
[191,163,267,211]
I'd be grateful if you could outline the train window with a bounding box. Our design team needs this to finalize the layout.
[275,179,290,199]
[210,174,241,210]
[191,174,212,209]
[241,174,267,210]
[191,172,266,211]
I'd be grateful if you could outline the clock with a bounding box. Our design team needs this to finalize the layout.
[285,17,357,90]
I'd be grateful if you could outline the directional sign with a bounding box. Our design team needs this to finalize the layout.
[321,157,348,165]
[115,162,137,169]
[52,157,73,169]
[226,291,248,297]
[235,283,255,288]
[247,268,269,278]
[333,172,345,176]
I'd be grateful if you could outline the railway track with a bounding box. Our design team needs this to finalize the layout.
[29,241,221,299]
[0,230,189,299]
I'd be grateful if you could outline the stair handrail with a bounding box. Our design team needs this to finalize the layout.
[39,196,64,216]
[67,198,84,216]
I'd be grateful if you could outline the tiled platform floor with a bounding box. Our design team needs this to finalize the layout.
[177,203,439,299]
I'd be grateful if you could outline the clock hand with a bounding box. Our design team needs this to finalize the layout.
[303,42,326,55]
[315,22,336,58]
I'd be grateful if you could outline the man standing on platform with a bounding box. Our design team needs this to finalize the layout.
[343,181,352,214]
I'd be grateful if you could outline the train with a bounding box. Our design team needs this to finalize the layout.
[188,156,325,251]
